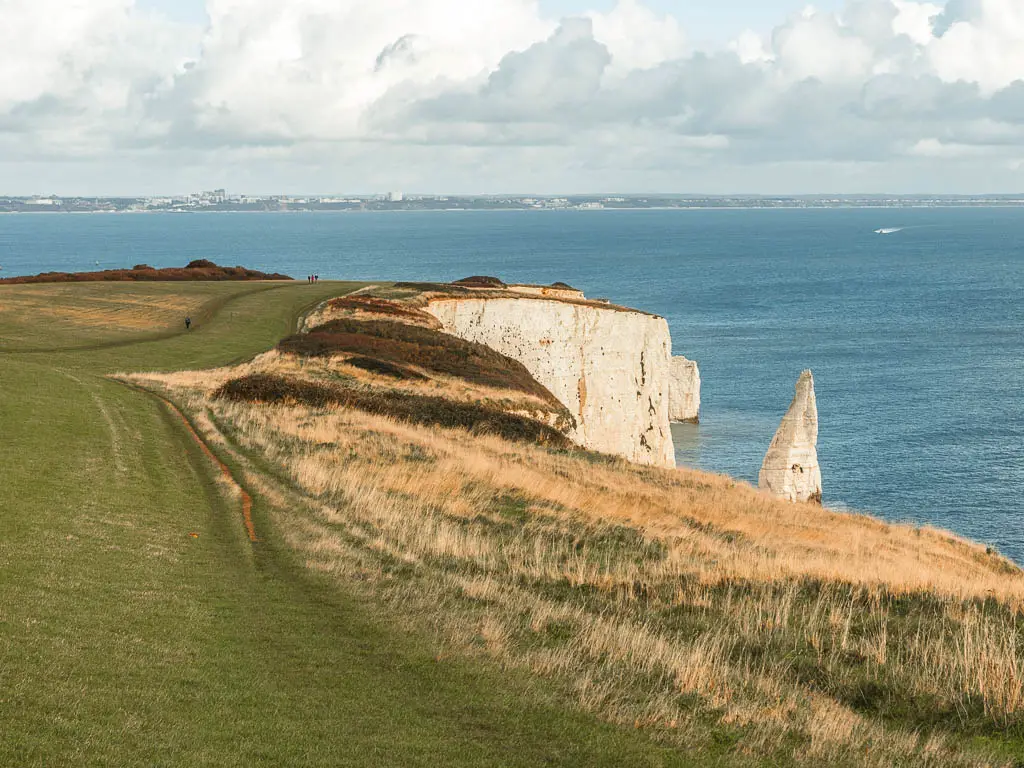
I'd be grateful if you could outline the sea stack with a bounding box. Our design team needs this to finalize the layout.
[759,370,822,504]
[668,357,701,423]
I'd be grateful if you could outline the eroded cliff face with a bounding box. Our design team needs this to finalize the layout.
[759,370,822,503]
[425,297,676,467]
[669,357,701,423]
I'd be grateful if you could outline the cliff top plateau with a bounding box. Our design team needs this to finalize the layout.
[4,276,1022,768]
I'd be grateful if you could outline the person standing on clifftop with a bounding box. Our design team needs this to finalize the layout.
[185,316,192,331]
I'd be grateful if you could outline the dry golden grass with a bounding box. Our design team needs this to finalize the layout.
[0,284,207,337]
[302,288,442,331]
[134,348,569,429]
[124,355,1024,767]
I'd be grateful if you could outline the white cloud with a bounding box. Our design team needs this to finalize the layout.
[166,0,553,142]
[2,0,1024,192]
[730,30,772,65]
[907,137,990,156]
[892,0,943,45]
[587,0,687,74]
[0,0,196,154]
[928,0,1024,93]
[772,10,875,82]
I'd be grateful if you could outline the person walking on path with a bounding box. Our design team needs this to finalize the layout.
[185,316,192,331]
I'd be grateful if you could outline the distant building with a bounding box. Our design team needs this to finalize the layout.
[387,191,404,202]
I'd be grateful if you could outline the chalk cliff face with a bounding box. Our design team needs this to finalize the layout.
[425,297,676,468]
[759,370,822,503]
[669,357,701,423]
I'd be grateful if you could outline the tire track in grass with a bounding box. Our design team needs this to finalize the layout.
[155,391,258,543]
[57,370,128,476]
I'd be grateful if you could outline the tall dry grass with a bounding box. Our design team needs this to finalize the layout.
[125,361,1024,767]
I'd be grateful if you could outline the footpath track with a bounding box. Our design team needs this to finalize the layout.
[0,279,693,768]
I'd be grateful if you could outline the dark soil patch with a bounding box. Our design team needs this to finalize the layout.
[215,374,573,448]
[1,261,291,284]
[344,356,427,381]
[278,318,563,407]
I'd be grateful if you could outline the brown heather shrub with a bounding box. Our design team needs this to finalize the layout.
[392,281,474,294]
[343,356,427,381]
[0,261,291,284]
[320,296,436,324]
[452,276,507,288]
[214,373,573,448]
[279,318,566,408]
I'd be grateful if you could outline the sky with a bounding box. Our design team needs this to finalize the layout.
[136,0,848,46]
[3,0,1024,195]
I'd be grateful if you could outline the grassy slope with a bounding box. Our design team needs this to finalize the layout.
[0,281,692,767]
[122,292,1024,767]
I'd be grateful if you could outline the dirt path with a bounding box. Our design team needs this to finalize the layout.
[160,394,258,543]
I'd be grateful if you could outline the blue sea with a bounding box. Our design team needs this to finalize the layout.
[2,209,1023,561]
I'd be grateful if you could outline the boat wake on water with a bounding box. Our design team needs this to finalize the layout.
[874,227,904,235]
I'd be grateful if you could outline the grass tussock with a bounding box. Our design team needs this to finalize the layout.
[131,359,1024,768]
[279,318,565,407]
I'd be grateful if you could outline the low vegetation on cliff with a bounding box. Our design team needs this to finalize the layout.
[278,317,564,406]
[7,277,1024,766]
[122,285,1024,768]
[215,372,572,448]
[0,259,291,285]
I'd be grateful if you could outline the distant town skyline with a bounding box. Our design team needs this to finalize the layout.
[3,1,1024,195]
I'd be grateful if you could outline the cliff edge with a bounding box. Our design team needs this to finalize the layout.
[425,294,676,468]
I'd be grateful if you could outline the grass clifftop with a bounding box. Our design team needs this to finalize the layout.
[4,279,696,767]
[125,285,1024,767]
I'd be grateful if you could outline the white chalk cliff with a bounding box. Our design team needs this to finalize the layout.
[759,370,822,503]
[425,297,676,468]
[669,357,701,423]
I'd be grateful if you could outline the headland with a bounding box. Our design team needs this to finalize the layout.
[2,272,1023,767]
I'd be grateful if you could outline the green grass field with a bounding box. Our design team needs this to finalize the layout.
[0,281,695,767]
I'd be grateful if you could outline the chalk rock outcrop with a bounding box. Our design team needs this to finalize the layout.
[759,370,822,503]
[669,357,701,423]
[425,297,675,468]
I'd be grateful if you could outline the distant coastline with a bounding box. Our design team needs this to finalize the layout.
[6,203,1024,215]
[4,193,1024,214]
